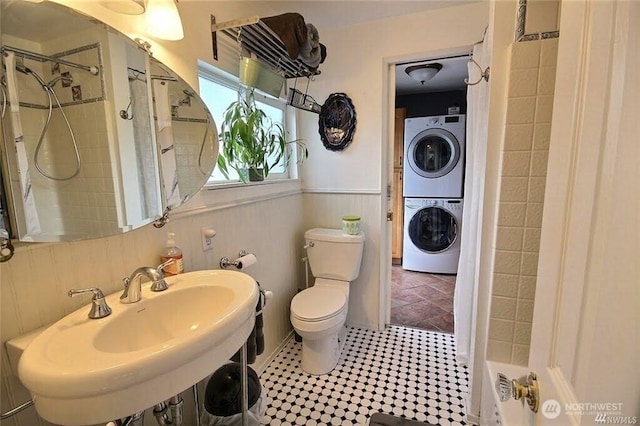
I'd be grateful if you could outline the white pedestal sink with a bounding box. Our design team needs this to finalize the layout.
[18,270,259,425]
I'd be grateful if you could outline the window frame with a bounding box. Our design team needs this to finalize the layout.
[197,64,296,188]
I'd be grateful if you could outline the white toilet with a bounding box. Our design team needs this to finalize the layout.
[290,228,365,375]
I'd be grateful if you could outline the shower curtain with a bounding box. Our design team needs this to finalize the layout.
[4,52,41,236]
[454,41,490,366]
[153,79,181,208]
[130,78,161,218]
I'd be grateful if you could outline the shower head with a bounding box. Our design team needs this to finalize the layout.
[178,89,195,106]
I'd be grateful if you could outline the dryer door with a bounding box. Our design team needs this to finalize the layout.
[408,205,458,253]
[406,128,461,178]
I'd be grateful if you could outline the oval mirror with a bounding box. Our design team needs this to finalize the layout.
[0,0,218,243]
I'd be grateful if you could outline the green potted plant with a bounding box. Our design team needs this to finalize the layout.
[217,90,307,183]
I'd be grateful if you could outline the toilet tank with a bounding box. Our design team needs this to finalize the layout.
[305,228,365,281]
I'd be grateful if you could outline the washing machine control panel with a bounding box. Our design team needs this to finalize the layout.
[407,115,462,129]
[446,200,463,210]
[409,199,464,208]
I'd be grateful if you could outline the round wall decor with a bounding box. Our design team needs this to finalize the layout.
[318,93,356,151]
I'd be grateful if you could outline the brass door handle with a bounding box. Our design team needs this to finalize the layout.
[496,372,540,413]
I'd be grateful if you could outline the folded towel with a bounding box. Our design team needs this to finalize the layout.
[232,283,265,364]
[298,24,327,69]
[262,13,308,60]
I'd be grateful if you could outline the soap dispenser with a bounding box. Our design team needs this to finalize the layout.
[161,232,184,276]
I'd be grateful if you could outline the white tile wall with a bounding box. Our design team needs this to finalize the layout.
[0,192,304,425]
[4,40,116,241]
[487,38,558,366]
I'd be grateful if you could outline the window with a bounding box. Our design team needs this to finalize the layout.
[198,65,292,184]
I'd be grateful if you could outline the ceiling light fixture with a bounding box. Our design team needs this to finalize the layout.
[405,63,443,85]
[146,0,184,41]
[100,0,146,15]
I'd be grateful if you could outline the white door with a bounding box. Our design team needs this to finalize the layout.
[499,1,640,424]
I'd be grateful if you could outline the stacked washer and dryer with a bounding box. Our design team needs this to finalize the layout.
[402,115,466,274]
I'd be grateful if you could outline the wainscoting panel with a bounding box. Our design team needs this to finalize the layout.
[302,192,383,330]
[0,192,304,425]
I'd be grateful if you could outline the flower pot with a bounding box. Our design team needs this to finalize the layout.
[238,169,250,183]
[239,168,264,182]
[248,168,264,182]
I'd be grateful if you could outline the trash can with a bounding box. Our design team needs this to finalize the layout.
[200,363,264,426]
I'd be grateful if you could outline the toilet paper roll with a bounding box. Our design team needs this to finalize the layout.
[235,253,257,270]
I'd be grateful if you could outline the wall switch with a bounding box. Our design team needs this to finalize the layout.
[201,227,216,251]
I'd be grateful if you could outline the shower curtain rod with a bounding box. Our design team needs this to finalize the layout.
[127,67,177,82]
[151,75,178,82]
[2,46,98,75]
[396,54,468,67]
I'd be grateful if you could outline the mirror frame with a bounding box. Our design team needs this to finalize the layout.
[0,1,218,244]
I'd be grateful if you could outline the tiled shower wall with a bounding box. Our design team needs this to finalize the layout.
[486,38,558,365]
[51,101,117,238]
[4,39,113,240]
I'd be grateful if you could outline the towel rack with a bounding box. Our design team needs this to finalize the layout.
[211,16,321,79]
[256,284,272,316]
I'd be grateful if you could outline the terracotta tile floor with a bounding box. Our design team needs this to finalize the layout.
[390,265,456,334]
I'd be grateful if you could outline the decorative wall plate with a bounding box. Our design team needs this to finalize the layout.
[318,93,356,151]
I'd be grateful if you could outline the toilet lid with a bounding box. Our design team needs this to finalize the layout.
[291,287,346,321]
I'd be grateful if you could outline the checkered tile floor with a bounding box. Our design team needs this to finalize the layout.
[259,326,468,425]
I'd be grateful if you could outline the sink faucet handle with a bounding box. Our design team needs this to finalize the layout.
[68,287,112,319]
[151,259,173,292]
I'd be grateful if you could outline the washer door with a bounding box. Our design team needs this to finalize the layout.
[408,206,458,253]
[407,128,461,178]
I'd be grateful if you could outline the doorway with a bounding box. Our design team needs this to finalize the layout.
[389,55,469,334]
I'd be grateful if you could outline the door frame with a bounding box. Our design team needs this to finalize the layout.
[529,0,638,421]
[488,0,639,424]
[380,46,477,332]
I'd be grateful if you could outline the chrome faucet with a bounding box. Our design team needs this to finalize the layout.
[119,260,173,304]
[68,287,112,319]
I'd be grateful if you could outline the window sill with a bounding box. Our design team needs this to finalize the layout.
[171,179,302,219]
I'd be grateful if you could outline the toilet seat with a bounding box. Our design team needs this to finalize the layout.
[291,287,346,322]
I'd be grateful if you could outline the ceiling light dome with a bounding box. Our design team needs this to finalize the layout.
[405,63,443,85]
[146,0,184,41]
